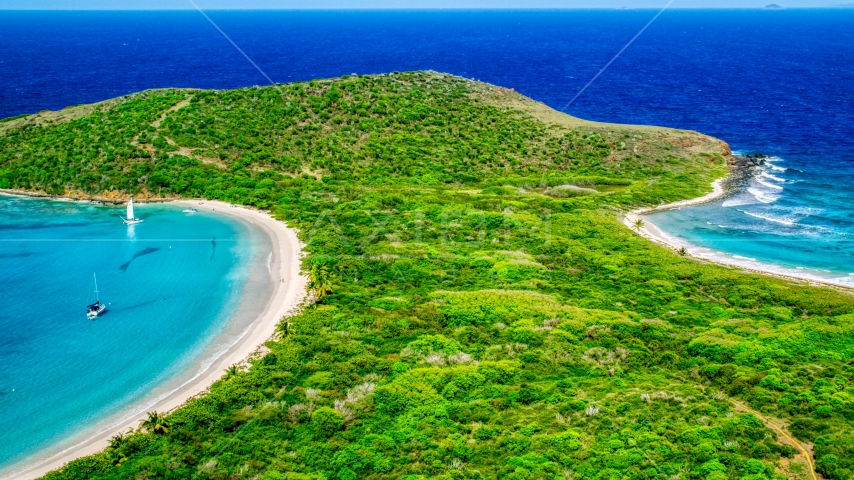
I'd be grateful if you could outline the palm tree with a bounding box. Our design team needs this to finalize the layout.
[107,448,127,467]
[277,319,291,337]
[225,364,240,379]
[309,264,333,299]
[632,218,644,235]
[140,411,170,435]
[678,247,688,256]
[108,430,130,450]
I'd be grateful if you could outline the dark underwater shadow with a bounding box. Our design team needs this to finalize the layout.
[0,252,37,258]
[119,247,159,272]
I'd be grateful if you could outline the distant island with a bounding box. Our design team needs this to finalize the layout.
[765,3,784,9]
[2,72,852,480]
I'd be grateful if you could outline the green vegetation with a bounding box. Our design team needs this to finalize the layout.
[2,71,853,480]
[140,412,171,435]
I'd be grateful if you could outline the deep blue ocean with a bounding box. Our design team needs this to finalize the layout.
[2,9,853,282]
[1,8,853,471]
[0,196,269,474]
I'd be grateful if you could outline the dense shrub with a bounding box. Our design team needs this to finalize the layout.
[9,72,853,480]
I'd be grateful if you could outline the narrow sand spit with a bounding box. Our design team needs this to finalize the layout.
[8,200,307,480]
[624,179,854,291]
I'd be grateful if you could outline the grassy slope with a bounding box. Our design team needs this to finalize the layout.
[2,72,853,480]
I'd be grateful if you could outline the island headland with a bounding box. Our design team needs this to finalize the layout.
[1,72,852,480]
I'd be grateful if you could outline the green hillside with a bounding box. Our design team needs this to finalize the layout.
[3,72,853,480]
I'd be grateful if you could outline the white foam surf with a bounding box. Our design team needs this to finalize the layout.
[756,179,784,190]
[760,172,786,183]
[747,187,780,203]
[740,210,796,226]
[722,196,757,207]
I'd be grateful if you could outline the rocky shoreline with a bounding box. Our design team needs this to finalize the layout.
[625,153,854,292]
[722,152,773,194]
[0,188,180,205]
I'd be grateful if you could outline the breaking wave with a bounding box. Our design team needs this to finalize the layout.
[759,172,786,183]
[756,179,784,190]
[747,187,780,203]
[740,210,796,226]
[722,195,756,207]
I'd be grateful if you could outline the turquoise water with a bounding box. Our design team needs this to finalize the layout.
[648,155,854,288]
[0,195,269,473]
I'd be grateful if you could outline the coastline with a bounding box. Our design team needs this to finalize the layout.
[4,199,307,480]
[0,188,176,204]
[623,179,854,291]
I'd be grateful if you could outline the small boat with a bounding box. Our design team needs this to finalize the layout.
[123,196,143,225]
[182,208,197,214]
[87,273,107,319]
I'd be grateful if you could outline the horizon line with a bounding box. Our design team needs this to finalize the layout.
[0,6,851,10]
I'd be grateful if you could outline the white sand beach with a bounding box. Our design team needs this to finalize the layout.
[624,179,854,291]
[7,200,307,480]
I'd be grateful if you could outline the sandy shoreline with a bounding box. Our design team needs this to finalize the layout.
[623,179,854,291]
[4,199,307,480]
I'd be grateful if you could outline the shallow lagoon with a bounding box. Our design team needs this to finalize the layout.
[0,195,269,473]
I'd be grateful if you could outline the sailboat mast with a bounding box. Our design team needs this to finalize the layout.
[93,273,100,302]
[127,197,134,221]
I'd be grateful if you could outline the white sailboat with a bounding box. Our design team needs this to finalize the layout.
[123,196,143,225]
[87,273,106,319]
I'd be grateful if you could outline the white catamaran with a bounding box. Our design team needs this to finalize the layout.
[123,196,143,225]
[87,273,106,319]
